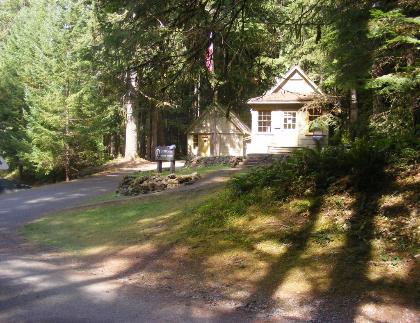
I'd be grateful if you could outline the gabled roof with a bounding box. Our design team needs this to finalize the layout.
[187,104,251,135]
[248,65,324,105]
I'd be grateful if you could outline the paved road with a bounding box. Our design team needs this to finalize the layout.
[0,161,185,235]
[0,162,253,322]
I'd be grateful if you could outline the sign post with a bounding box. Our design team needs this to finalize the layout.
[155,145,176,173]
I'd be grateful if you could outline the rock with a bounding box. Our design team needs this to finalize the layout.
[117,171,201,196]
[176,175,193,184]
[139,183,151,193]
[117,172,200,196]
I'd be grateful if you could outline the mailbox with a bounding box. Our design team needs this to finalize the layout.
[312,129,324,151]
[312,129,324,142]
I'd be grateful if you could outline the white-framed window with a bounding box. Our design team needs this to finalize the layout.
[193,134,198,148]
[258,111,271,132]
[283,112,297,129]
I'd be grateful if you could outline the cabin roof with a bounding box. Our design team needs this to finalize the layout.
[247,65,323,105]
[187,104,251,135]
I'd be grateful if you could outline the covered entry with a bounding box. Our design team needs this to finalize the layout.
[197,134,211,156]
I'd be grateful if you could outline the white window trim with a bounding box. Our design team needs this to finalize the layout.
[283,111,297,130]
[257,110,272,134]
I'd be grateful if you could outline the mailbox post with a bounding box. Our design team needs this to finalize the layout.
[155,145,176,173]
[312,129,324,151]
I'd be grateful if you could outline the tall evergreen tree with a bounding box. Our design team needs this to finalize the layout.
[1,0,108,180]
[0,0,31,176]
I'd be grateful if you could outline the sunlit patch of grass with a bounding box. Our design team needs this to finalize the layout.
[289,198,312,214]
[23,190,214,252]
[254,240,288,256]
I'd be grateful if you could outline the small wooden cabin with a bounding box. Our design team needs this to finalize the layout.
[187,105,250,157]
[246,65,327,154]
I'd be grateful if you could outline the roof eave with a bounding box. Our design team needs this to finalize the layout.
[248,100,312,105]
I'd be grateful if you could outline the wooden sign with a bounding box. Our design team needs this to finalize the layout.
[155,145,176,161]
[156,145,176,173]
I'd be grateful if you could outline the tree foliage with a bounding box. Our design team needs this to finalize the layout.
[0,0,418,180]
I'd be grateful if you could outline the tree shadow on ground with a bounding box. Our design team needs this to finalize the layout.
[214,196,323,320]
[13,166,419,321]
[309,167,419,322]
[309,188,379,322]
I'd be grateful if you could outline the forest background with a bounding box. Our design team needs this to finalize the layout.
[0,0,418,181]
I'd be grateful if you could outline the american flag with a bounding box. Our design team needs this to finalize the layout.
[205,32,214,73]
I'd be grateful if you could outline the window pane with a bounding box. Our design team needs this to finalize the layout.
[258,111,271,132]
[283,112,296,129]
[308,108,322,122]
[193,134,198,148]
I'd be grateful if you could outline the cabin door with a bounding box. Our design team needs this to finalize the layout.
[198,134,211,156]
[273,111,298,147]
[282,111,298,146]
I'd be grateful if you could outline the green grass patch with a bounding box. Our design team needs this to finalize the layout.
[23,189,215,252]
[85,192,122,204]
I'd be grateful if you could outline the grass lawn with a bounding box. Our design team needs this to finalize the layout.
[23,165,419,312]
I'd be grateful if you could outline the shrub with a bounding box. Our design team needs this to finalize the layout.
[230,148,321,201]
[232,135,417,199]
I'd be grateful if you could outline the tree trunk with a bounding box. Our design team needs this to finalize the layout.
[146,106,152,160]
[211,109,218,156]
[194,76,201,118]
[64,112,70,182]
[350,89,358,123]
[64,135,70,181]
[110,133,117,158]
[124,71,138,160]
[138,108,146,158]
[158,110,165,146]
[18,164,23,181]
[64,80,70,182]
[151,107,158,160]
[349,88,359,139]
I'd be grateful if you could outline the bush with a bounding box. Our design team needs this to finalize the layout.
[230,148,321,201]
[231,136,417,199]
